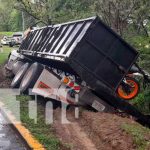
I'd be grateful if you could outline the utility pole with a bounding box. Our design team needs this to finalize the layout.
[22,11,25,31]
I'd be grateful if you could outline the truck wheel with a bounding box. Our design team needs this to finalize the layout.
[19,63,44,94]
[11,63,30,88]
[9,42,14,47]
[117,77,140,100]
[12,61,24,75]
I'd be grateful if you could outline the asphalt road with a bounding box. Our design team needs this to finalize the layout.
[0,111,28,150]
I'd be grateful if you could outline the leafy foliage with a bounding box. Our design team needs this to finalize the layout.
[124,35,150,72]
[0,0,22,31]
[122,123,150,150]
[132,88,150,114]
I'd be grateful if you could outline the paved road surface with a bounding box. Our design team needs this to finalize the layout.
[0,111,28,150]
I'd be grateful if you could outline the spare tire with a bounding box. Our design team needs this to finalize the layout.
[19,62,44,94]
[12,61,24,75]
[11,63,30,88]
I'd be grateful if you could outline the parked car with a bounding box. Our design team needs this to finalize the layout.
[1,36,12,45]
[9,32,23,47]
[0,43,3,52]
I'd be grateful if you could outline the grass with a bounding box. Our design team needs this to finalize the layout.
[0,94,63,150]
[0,46,12,64]
[0,32,15,64]
[16,95,67,150]
[122,123,150,150]
[0,32,14,37]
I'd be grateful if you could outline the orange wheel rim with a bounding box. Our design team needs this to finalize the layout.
[117,79,139,100]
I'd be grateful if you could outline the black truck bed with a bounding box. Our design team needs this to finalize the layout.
[19,16,139,93]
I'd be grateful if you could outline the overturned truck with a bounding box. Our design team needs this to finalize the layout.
[6,16,150,126]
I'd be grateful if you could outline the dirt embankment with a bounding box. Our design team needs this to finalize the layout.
[79,112,136,150]
[52,108,138,150]
[0,65,11,88]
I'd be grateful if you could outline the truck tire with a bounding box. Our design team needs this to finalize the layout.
[9,42,14,47]
[12,61,24,75]
[117,77,140,100]
[11,63,30,88]
[19,62,44,94]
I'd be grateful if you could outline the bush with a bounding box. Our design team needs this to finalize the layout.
[132,88,150,114]
[124,35,150,114]
[125,35,150,72]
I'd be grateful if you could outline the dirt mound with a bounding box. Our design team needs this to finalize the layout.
[79,111,136,150]
[0,65,11,88]
[53,109,97,150]
[0,65,5,81]
[52,108,138,150]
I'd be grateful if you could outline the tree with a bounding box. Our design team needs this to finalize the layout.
[15,0,61,25]
[9,10,22,31]
[0,0,22,31]
[91,0,150,37]
[0,0,14,31]
[131,0,150,37]
[14,0,93,25]
[91,0,139,36]
[52,0,93,23]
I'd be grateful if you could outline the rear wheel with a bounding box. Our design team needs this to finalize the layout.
[11,63,30,88]
[19,62,44,94]
[12,61,24,75]
[117,77,140,100]
[9,42,14,47]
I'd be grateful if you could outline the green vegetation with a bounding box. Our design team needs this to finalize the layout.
[0,32,14,36]
[0,0,22,31]
[17,95,67,150]
[0,46,12,64]
[132,88,150,115]
[122,123,150,150]
[125,35,150,72]
[0,54,8,64]
[0,32,14,64]
[124,35,150,114]
[0,94,64,150]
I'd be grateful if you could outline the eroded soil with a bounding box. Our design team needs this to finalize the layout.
[52,108,138,150]
[0,65,11,88]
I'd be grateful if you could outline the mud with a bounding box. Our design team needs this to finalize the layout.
[53,109,97,150]
[79,111,136,150]
[0,65,11,88]
[52,108,139,150]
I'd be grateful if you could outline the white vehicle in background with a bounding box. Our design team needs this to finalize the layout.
[9,32,24,47]
[12,32,24,44]
[0,42,3,52]
[1,36,12,45]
